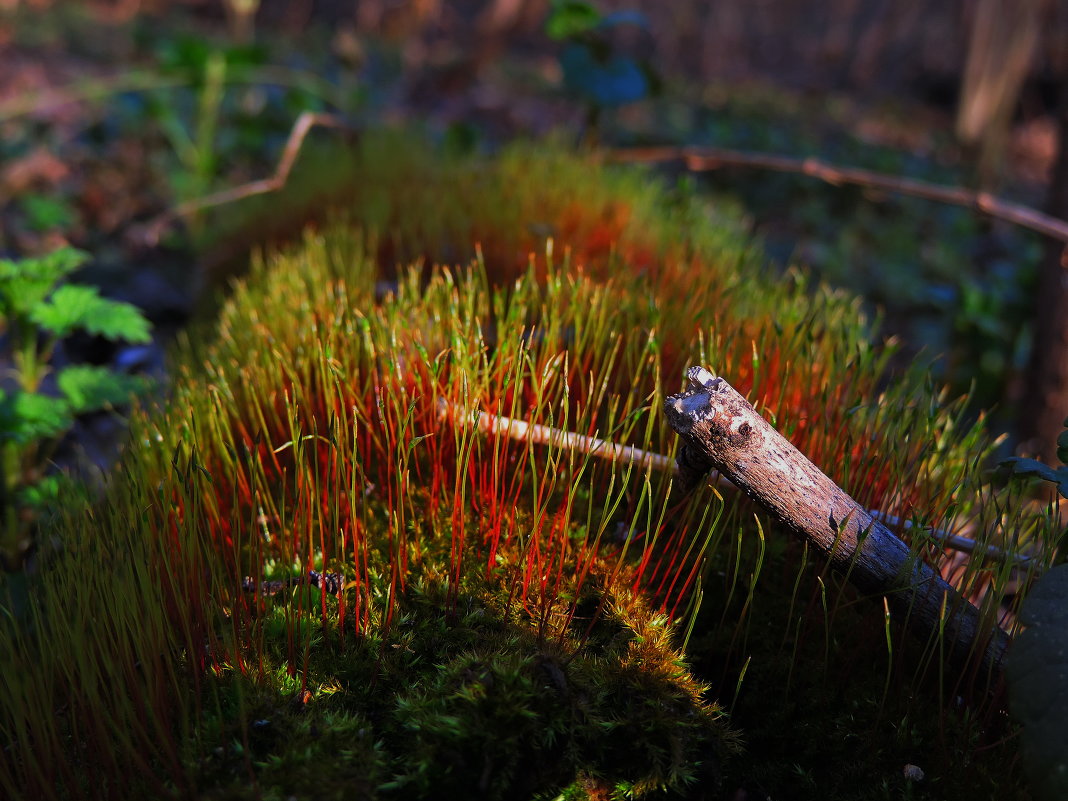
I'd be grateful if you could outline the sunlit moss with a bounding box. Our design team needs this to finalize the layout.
[1,136,1053,800]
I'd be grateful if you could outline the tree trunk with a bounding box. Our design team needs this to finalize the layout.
[1021,77,1068,463]
[664,367,1009,685]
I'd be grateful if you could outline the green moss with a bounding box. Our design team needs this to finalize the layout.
[185,571,735,799]
[688,537,1033,800]
[2,135,1052,800]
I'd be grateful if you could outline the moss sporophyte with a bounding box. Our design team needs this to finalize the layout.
[0,139,1053,800]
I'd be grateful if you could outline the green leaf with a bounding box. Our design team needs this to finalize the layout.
[546,0,602,40]
[1001,457,1061,483]
[56,365,152,414]
[1006,564,1068,801]
[999,457,1068,499]
[559,42,651,107]
[19,194,78,232]
[30,285,152,343]
[0,389,73,443]
[18,474,90,512]
[0,247,88,318]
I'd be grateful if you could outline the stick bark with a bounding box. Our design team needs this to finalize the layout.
[136,111,354,246]
[609,146,1068,244]
[664,367,1010,684]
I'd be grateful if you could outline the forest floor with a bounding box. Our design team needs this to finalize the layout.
[1,4,1060,799]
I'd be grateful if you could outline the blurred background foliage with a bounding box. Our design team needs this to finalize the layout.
[2,0,1064,453]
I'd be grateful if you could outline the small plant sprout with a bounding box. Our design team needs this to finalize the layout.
[0,247,152,568]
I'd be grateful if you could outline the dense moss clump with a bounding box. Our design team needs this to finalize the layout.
[1,136,1049,800]
[193,573,736,800]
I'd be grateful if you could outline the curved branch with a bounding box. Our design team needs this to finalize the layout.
[609,146,1068,243]
[135,111,354,246]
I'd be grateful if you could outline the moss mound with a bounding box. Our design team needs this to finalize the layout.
[1,136,1042,800]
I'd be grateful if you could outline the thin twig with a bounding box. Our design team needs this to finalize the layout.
[440,398,680,474]
[136,111,354,246]
[439,399,1037,569]
[867,510,1034,567]
[607,146,1068,243]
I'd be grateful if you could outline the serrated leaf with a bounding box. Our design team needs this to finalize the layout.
[546,0,601,40]
[56,365,151,414]
[0,390,73,443]
[1007,565,1068,801]
[0,247,88,317]
[30,285,152,342]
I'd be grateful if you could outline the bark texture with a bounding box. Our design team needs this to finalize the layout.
[665,367,1009,684]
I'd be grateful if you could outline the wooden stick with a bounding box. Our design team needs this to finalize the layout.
[663,366,1011,682]
[866,510,1034,567]
[608,146,1068,244]
[135,111,353,246]
[440,398,678,474]
[439,399,1035,569]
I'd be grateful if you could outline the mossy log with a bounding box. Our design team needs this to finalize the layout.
[664,366,1010,684]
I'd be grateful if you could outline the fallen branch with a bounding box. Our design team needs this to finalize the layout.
[439,398,678,474]
[608,145,1068,244]
[663,367,1011,683]
[136,111,354,246]
[438,398,1035,569]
